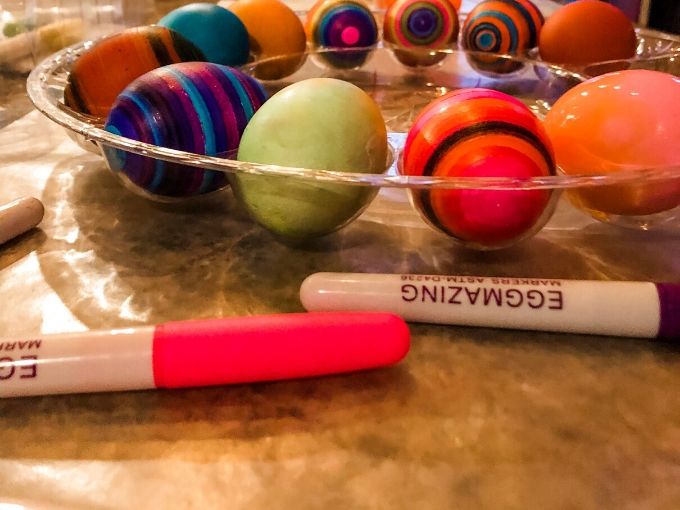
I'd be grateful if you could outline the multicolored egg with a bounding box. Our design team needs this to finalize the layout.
[462,0,544,74]
[403,88,556,249]
[305,0,378,69]
[158,3,249,67]
[234,78,387,239]
[228,0,307,80]
[379,0,461,8]
[64,26,205,119]
[544,69,680,217]
[539,0,636,67]
[383,0,459,67]
[103,62,267,200]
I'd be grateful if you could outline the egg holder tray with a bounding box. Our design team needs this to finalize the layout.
[26,34,680,249]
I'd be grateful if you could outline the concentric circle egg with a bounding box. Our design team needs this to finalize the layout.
[462,0,543,73]
[103,62,267,200]
[403,88,556,248]
[305,0,378,69]
[384,0,459,67]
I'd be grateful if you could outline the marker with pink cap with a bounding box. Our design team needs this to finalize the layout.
[0,312,410,398]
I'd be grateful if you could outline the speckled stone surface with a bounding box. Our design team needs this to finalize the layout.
[0,72,32,128]
[1,104,680,509]
[1,0,680,502]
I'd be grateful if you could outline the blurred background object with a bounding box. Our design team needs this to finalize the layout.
[0,0,155,72]
[0,0,154,126]
[609,0,642,21]
[552,0,679,32]
[646,0,680,34]
[555,0,642,21]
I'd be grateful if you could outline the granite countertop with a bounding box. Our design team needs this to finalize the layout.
[1,99,679,509]
[1,0,680,505]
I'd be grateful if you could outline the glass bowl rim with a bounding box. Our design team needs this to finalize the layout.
[26,41,680,191]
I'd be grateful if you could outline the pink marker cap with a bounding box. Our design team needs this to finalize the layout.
[152,312,410,389]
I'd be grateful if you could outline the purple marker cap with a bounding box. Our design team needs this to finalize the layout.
[656,283,680,340]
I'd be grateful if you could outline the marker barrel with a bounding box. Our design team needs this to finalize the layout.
[300,273,680,340]
[0,328,154,397]
[0,197,44,245]
[0,312,410,398]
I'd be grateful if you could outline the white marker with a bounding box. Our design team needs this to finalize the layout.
[0,197,44,245]
[0,312,409,398]
[0,19,84,65]
[300,272,680,340]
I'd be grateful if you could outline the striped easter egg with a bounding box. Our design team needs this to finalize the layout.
[305,0,378,68]
[384,0,459,67]
[64,26,206,118]
[402,88,556,248]
[103,62,268,200]
[462,0,543,73]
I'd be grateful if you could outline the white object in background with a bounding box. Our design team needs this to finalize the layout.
[0,197,44,245]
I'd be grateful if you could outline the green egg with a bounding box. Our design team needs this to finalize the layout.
[233,78,388,239]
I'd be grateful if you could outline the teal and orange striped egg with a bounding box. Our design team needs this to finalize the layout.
[462,0,543,73]
[64,26,206,119]
[103,62,267,200]
[305,0,378,69]
[402,88,556,249]
[158,3,250,67]
[383,0,459,67]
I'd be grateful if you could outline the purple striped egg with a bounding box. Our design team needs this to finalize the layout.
[104,62,268,200]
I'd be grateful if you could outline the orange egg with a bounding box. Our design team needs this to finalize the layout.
[539,0,636,66]
[543,69,680,216]
[228,0,307,80]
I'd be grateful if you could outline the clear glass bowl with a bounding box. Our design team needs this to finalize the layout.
[27,39,680,249]
[526,27,680,77]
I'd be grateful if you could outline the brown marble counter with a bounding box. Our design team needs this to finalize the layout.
[1,61,680,508]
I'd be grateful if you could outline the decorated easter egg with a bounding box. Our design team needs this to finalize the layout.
[544,70,680,217]
[103,62,267,200]
[378,0,460,9]
[64,26,205,118]
[403,88,556,248]
[305,0,378,69]
[233,78,387,239]
[228,0,307,80]
[158,3,249,67]
[539,0,636,67]
[462,0,543,74]
[383,0,459,67]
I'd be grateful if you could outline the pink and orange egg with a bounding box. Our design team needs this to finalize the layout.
[403,88,556,248]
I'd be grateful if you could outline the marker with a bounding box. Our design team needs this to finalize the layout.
[0,312,410,398]
[300,273,680,340]
[0,19,83,65]
[0,197,44,245]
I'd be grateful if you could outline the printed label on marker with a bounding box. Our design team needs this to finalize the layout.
[0,339,41,382]
[300,273,663,338]
[0,328,154,397]
[400,282,564,310]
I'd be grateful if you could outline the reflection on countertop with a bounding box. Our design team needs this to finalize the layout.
[0,106,679,509]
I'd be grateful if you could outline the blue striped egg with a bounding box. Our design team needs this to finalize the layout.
[103,62,267,200]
